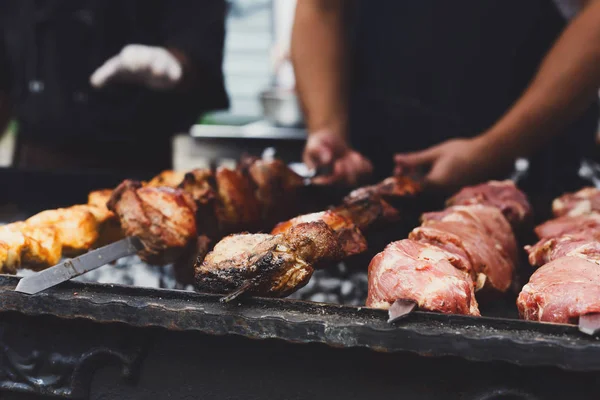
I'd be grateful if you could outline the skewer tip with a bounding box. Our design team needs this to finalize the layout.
[387,299,417,323]
[579,313,600,336]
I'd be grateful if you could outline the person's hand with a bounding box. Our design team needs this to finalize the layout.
[90,45,183,90]
[304,129,373,186]
[394,137,504,193]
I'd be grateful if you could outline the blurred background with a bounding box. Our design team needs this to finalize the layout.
[0,0,303,171]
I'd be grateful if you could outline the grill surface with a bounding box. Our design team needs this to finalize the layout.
[1,275,599,372]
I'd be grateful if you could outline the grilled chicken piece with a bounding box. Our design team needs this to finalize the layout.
[0,224,27,274]
[26,206,99,256]
[517,256,600,323]
[108,180,198,264]
[271,210,367,257]
[146,170,186,188]
[366,240,479,316]
[421,204,518,265]
[87,190,125,247]
[179,168,219,238]
[552,187,600,218]
[0,223,62,273]
[239,156,304,222]
[88,189,113,209]
[214,167,261,234]
[195,221,342,298]
[18,223,62,268]
[73,202,124,247]
[447,180,532,228]
[534,213,600,240]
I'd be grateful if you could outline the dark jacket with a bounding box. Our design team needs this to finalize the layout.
[347,0,598,199]
[0,0,229,145]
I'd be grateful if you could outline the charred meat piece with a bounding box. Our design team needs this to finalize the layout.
[421,204,518,265]
[271,210,367,257]
[366,240,479,316]
[194,221,342,298]
[345,176,421,202]
[526,233,600,267]
[410,220,514,293]
[26,206,99,256]
[239,156,305,222]
[179,169,219,238]
[108,180,198,264]
[214,167,262,234]
[517,256,600,323]
[534,213,600,240]
[447,180,531,228]
[146,170,186,188]
[552,187,600,218]
[173,235,213,286]
[333,193,400,232]
[334,176,420,231]
[179,169,216,206]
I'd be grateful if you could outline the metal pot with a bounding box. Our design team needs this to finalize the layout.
[259,88,304,128]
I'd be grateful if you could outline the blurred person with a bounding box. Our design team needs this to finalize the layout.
[292,0,599,199]
[0,0,228,177]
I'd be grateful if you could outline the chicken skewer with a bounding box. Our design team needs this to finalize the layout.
[1,159,304,275]
[194,176,422,300]
[14,179,202,294]
[6,157,421,299]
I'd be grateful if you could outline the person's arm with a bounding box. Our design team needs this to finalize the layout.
[395,0,600,191]
[292,0,372,185]
[292,0,347,138]
[481,0,600,160]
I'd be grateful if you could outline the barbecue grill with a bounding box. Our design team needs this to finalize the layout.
[1,165,600,400]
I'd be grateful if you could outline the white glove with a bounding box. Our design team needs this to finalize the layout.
[90,44,183,90]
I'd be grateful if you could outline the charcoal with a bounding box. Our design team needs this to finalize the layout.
[340,281,354,297]
[317,277,342,291]
[309,293,328,303]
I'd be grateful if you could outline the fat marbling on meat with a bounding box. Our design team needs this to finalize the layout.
[410,218,514,293]
[533,213,600,240]
[446,180,531,228]
[517,256,600,323]
[552,187,600,217]
[366,240,480,316]
[421,204,518,265]
[526,232,600,267]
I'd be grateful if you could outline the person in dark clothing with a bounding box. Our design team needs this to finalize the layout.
[292,0,600,201]
[0,0,228,177]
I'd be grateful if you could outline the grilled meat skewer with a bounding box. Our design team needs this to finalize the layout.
[271,210,367,258]
[107,180,198,265]
[368,181,530,317]
[194,175,423,299]
[195,221,343,299]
